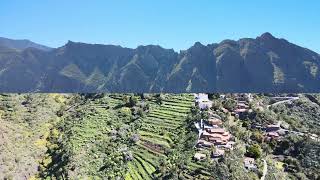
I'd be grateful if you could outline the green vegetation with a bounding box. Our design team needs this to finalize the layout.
[0,93,320,179]
[127,94,195,179]
[0,94,64,179]
[246,144,262,159]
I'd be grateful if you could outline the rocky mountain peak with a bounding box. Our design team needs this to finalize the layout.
[258,32,277,41]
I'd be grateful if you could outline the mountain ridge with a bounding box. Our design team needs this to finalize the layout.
[0,33,319,93]
[0,37,52,51]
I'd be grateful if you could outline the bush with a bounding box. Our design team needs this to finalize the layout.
[251,131,264,143]
[129,96,138,107]
[212,100,222,110]
[222,99,237,111]
[246,144,262,159]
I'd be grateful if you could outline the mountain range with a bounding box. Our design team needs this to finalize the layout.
[0,33,319,93]
[0,37,52,51]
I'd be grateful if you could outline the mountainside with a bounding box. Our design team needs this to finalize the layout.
[0,33,319,92]
[0,37,52,51]
[216,33,320,92]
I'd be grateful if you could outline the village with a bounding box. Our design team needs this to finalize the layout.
[193,93,258,170]
[191,93,319,176]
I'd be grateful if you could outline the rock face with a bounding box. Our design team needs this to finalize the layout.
[215,33,320,92]
[0,33,319,92]
[166,42,217,92]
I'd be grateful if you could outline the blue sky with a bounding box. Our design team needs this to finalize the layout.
[1,0,319,52]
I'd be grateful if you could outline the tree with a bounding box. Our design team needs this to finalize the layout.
[23,94,33,105]
[242,121,249,128]
[222,99,237,111]
[251,131,264,143]
[155,94,164,105]
[212,100,222,110]
[122,95,130,105]
[83,93,105,100]
[137,107,145,117]
[191,105,200,116]
[129,96,138,107]
[201,109,209,120]
[156,151,187,179]
[246,144,262,159]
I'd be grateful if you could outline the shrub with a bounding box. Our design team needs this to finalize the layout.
[246,144,262,159]
[251,131,264,143]
[222,99,237,111]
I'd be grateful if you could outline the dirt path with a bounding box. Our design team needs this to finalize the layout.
[261,159,268,180]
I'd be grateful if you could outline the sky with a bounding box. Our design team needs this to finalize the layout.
[1,0,319,52]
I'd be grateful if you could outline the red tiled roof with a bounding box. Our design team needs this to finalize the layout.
[235,109,247,113]
[208,128,225,134]
[267,132,279,137]
[208,118,223,125]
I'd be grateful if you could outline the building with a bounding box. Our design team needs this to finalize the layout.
[266,124,280,132]
[236,93,253,102]
[234,108,248,114]
[212,149,225,158]
[218,141,235,150]
[208,118,223,126]
[195,93,209,103]
[244,93,253,102]
[244,157,257,170]
[221,108,229,113]
[195,93,212,110]
[207,128,225,134]
[198,101,212,110]
[202,129,231,145]
[251,124,263,130]
[208,111,221,119]
[204,125,219,130]
[237,102,249,109]
[266,132,280,140]
[197,139,214,148]
[194,153,206,161]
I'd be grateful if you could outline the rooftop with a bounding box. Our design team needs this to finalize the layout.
[207,128,225,134]
[194,153,206,160]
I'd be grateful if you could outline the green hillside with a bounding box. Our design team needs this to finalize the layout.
[1,93,320,179]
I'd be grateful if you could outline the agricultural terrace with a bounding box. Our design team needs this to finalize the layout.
[125,94,194,180]
[41,94,138,179]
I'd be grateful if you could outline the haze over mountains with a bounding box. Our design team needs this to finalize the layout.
[0,33,319,93]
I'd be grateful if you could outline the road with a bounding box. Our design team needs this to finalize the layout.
[267,97,299,108]
[261,159,268,180]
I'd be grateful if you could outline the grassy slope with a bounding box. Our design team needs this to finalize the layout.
[0,94,63,179]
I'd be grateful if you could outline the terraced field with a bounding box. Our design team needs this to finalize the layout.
[41,94,135,178]
[64,98,118,176]
[2,93,320,179]
[0,94,212,179]
[125,94,194,180]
